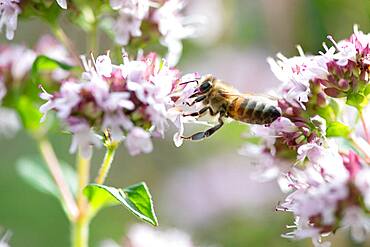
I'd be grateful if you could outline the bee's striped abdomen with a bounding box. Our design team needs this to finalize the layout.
[228,97,281,125]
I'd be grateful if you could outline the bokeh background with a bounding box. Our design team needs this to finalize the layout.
[1,0,370,246]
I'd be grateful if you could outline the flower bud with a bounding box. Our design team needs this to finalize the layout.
[316,92,327,106]
[337,79,350,91]
[324,88,346,98]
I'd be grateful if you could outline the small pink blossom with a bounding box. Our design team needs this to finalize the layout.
[113,12,143,45]
[125,127,153,156]
[95,54,113,77]
[68,119,102,158]
[0,0,20,40]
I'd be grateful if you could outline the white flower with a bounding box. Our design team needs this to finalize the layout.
[0,45,36,80]
[0,107,20,138]
[102,92,135,112]
[268,51,330,108]
[238,143,282,182]
[110,0,149,19]
[297,143,325,164]
[0,76,5,102]
[342,207,370,243]
[35,34,75,80]
[56,0,67,9]
[68,120,101,158]
[333,40,357,66]
[102,111,133,141]
[125,224,194,247]
[39,87,55,122]
[0,0,20,40]
[36,35,70,63]
[54,81,82,119]
[0,230,11,247]
[95,54,113,77]
[113,12,143,45]
[152,0,197,66]
[355,167,370,209]
[99,240,120,247]
[279,154,351,243]
[125,127,153,155]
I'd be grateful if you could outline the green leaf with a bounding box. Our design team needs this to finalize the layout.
[16,157,77,198]
[364,84,370,96]
[16,96,43,131]
[346,93,368,109]
[326,121,351,137]
[31,55,75,82]
[84,183,158,226]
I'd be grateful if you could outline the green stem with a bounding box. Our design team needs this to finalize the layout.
[50,24,82,66]
[95,144,118,184]
[87,22,98,54]
[76,152,90,212]
[72,216,89,247]
[72,152,91,247]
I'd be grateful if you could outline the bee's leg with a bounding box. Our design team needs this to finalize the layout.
[186,95,206,106]
[183,106,211,117]
[182,117,224,141]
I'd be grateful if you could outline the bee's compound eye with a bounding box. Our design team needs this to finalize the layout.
[199,81,212,92]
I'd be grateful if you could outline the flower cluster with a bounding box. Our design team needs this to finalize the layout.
[278,143,370,246]
[0,35,76,137]
[40,50,199,158]
[240,25,370,245]
[111,0,199,66]
[0,43,35,137]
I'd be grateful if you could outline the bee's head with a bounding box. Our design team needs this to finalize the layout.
[197,74,215,94]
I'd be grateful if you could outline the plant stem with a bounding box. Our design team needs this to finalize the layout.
[88,21,98,54]
[358,109,370,143]
[51,25,82,66]
[350,135,370,163]
[72,215,89,247]
[38,138,79,220]
[72,152,91,247]
[76,153,90,211]
[95,144,118,184]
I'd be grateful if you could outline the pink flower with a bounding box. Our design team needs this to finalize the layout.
[152,0,197,66]
[342,207,370,243]
[110,0,149,19]
[125,127,153,155]
[113,12,143,45]
[355,167,370,209]
[0,45,36,80]
[68,119,102,158]
[0,0,20,40]
[95,54,113,77]
[40,51,198,156]
[124,224,194,247]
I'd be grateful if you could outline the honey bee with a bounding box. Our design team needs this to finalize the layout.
[181,74,281,141]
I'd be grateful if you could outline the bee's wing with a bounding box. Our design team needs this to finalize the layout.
[220,92,279,100]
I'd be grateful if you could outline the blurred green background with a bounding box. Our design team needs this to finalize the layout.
[1,0,370,246]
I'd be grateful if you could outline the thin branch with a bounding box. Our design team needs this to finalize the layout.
[38,138,79,220]
[95,144,118,184]
[358,109,370,144]
[76,152,90,214]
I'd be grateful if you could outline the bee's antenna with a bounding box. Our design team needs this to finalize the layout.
[180,79,199,85]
